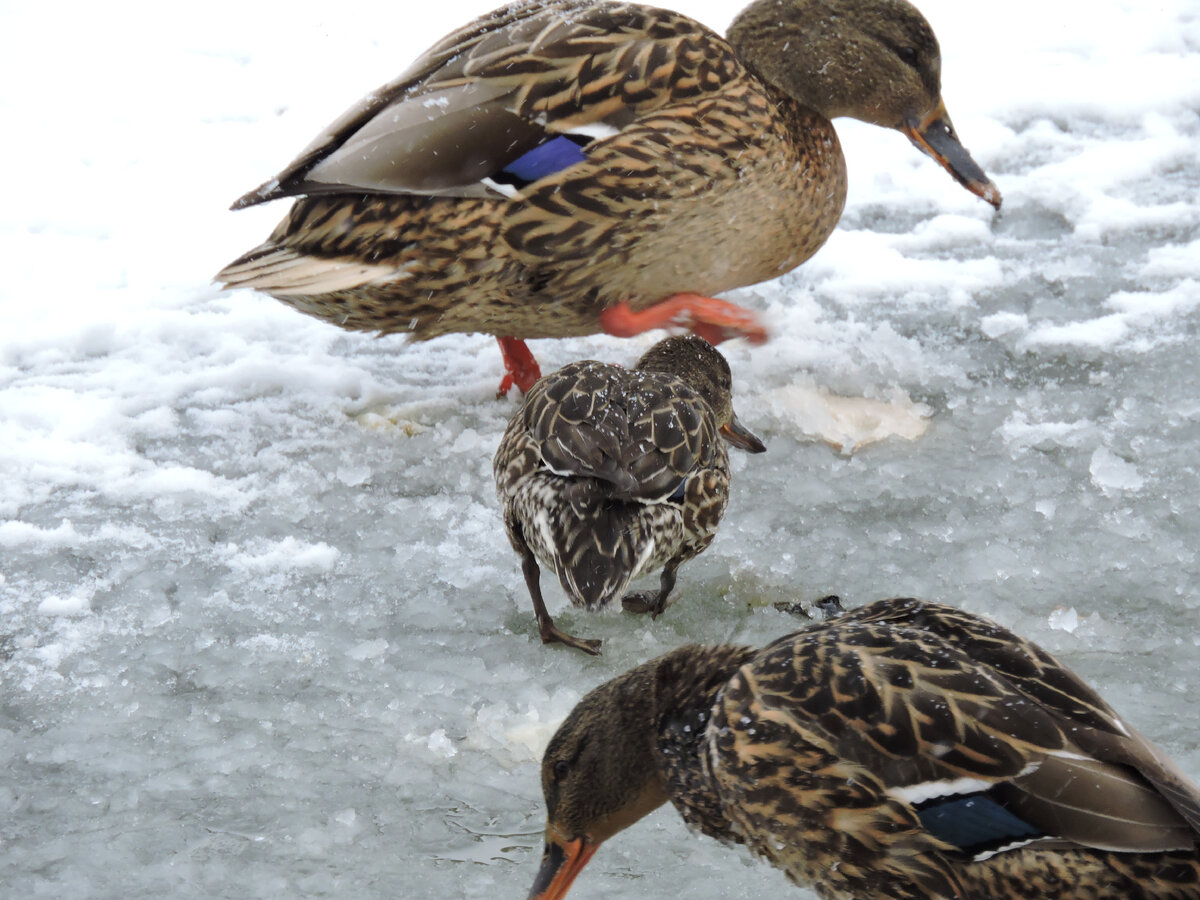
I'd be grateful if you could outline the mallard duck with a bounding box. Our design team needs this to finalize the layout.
[529,597,1200,899]
[216,0,1001,395]
[494,336,765,654]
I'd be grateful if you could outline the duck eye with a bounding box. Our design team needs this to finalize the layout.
[553,760,570,781]
[899,46,918,66]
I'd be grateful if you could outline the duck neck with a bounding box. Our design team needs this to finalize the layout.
[649,644,759,842]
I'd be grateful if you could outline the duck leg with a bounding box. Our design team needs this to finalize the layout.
[519,544,602,656]
[620,561,679,619]
[599,295,769,346]
[496,337,543,397]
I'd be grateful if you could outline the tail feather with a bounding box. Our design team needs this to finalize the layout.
[554,498,650,610]
[216,247,397,294]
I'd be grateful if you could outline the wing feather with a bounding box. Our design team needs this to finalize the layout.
[520,361,720,502]
[233,0,740,207]
[702,600,1200,895]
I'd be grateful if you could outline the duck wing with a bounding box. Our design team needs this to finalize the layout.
[704,599,1199,894]
[520,363,721,502]
[233,0,738,208]
[839,598,1200,845]
[515,360,639,496]
[621,371,725,503]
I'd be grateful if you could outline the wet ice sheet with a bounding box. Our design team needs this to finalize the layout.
[2,0,1200,897]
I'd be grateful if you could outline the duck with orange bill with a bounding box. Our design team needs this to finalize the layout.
[528,597,1200,899]
[217,0,1000,396]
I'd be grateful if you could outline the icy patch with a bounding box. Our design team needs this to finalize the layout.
[36,593,91,617]
[998,412,1094,452]
[1107,281,1200,319]
[1023,315,1129,351]
[1020,282,1200,354]
[797,229,1003,308]
[220,536,341,573]
[464,690,582,767]
[0,519,81,548]
[427,729,457,759]
[347,639,388,660]
[432,837,527,865]
[1089,447,1145,495]
[336,464,372,486]
[238,633,307,654]
[1048,606,1080,633]
[1142,242,1200,279]
[980,312,1028,339]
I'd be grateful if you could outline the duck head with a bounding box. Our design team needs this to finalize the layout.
[635,336,767,453]
[527,666,668,900]
[729,0,1002,207]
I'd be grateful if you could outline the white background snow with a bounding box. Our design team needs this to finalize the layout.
[3,0,1199,897]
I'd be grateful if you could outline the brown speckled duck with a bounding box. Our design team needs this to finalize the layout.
[494,336,764,654]
[529,598,1200,899]
[216,0,1001,395]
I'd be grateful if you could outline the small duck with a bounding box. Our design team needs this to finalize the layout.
[529,598,1200,899]
[216,0,1001,395]
[494,336,765,654]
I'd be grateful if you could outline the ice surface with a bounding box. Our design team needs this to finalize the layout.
[3,0,1200,898]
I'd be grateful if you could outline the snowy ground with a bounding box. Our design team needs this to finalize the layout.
[3,0,1200,897]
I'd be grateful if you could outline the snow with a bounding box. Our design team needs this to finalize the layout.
[3,0,1200,897]
[1047,606,1080,634]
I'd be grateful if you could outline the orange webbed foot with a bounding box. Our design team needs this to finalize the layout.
[599,294,768,346]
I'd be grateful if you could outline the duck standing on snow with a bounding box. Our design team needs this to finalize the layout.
[216,0,1001,395]
[527,597,1200,899]
[494,336,765,654]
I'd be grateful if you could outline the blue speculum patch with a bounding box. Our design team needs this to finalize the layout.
[500,135,589,183]
[916,793,1042,853]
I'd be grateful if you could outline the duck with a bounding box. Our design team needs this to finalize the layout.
[216,0,1001,396]
[528,597,1200,899]
[494,335,765,654]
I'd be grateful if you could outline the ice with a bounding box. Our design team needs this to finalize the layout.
[3,0,1200,898]
[347,639,389,661]
[1047,606,1080,634]
[1088,448,1146,496]
[35,594,91,618]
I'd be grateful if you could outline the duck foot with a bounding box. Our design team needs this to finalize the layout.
[621,591,669,618]
[538,620,602,656]
[619,566,678,620]
[599,296,768,345]
[519,543,601,654]
[496,336,542,397]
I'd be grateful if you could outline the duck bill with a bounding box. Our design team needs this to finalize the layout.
[902,100,1002,209]
[527,832,599,900]
[719,413,766,454]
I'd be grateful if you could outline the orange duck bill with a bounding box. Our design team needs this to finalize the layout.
[903,100,1002,209]
[527,833,599,900]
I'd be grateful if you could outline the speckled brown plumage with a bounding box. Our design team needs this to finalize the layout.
[220,48,834,340]
[216,0,999,391]
[493,336,764,654]
[529,598,1200,899]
